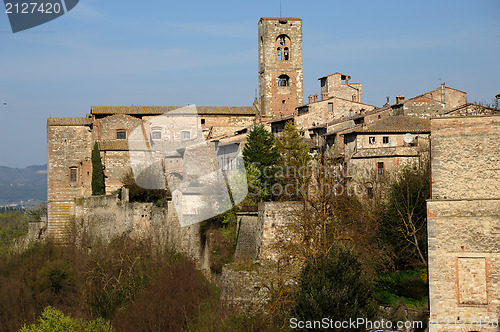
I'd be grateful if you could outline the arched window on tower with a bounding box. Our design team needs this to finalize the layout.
[276,35,291,61]
[278,75,290,87]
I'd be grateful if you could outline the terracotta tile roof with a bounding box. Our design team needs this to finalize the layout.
[47,117,92,126]
[90,106,256,116]
[358,116,430,133]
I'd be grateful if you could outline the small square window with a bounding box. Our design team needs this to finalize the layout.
[116,130,126,140]
[70,168,77,182]
[369,137,376,144]
[152,131,161,140]
[201,119,205,125]
[383,136,389,144]
[181,131,190,140]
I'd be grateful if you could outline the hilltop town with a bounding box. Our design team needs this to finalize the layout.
[32,16,500,331]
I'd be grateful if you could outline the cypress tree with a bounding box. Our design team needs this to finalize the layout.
[91,142,105,195]
[242,124,279,201]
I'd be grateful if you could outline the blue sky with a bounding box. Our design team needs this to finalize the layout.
[0,0,499,167]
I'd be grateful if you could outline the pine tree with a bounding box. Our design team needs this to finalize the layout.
[91,142,105,195]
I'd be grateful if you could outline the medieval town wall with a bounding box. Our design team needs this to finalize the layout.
[427,115,500,331]
[74,195,202,261]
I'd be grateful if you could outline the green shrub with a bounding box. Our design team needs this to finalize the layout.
[19,306,113,332]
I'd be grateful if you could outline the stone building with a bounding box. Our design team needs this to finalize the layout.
[319,72,362,102]
[258,17,303,119]
[391,84,467,118]
[47,105,256,240]
[342,116,430,197]
[427,115,500,331]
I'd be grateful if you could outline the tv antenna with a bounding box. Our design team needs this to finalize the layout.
[280,0,282,17]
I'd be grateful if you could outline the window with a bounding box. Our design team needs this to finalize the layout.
[369,136,376,144]
[201,119,205,125]
[383,136,389,144]
[320,78,327,87]
[278,75,289,87]
[181,131,190,140]
[69,167,77,183]
[366,183,373,199]
[377,162,384,175]
[352,95,357,102]
[152,131,162,140]
[116,130,126,140]
[276,35,290,61]
[328,102,333,112]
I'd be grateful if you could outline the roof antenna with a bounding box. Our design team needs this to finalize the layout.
[280,0,282,17]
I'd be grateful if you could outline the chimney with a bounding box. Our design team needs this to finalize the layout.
[396,95,405,104]
[313,94,318,103]
[385,97,390,105]
[441,83,446,104]
[321,92,328,101]
[308,95,313,104]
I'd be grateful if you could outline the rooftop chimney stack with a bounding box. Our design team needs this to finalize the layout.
[313,94,318,103]
[321,92,328,101]
[396,95,405,104]
[308,95,313,104]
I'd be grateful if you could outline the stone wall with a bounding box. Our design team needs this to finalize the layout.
[296,97,375,129]
[427,115,500,332]
[74,194,202,261]
[47,119,92,241]
[423,86,466,111]
[321,73,362,102]
[257,201,302,261]
[234,212,261,259]
[201,114,255,138]
[430,116,500,200]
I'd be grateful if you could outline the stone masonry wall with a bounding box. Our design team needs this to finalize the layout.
[47,121,92,241]
[423,86,466,111]
[296,97,375,129]
[427,115,500,332]
[258,201,302,261]
[258,17,303,118]
[427,199,500,331]
[74,195,201,261]
[430,116,500,200]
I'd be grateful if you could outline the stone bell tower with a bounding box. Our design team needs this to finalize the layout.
[258,17,303,119]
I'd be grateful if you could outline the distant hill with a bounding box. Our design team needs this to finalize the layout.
[0,164,47,206]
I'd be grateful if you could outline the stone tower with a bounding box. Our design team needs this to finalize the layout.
[258,17,303,119]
